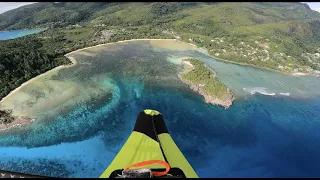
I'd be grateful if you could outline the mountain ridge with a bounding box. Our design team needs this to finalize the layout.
[0,2,319,30]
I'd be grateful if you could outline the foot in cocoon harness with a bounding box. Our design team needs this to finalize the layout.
[116,168,152,178]
[114,160,183,178]
[99,109,198,178]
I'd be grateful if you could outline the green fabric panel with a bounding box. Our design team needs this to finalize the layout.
[100,131,165,178]
[158,133,199,178]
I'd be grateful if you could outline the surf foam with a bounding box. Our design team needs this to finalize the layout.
[279,92,290,96]
[243,87,276,96]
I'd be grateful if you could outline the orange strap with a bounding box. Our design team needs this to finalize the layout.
[124,160,170,177]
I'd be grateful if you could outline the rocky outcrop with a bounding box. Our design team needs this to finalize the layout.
[0,116,35,131]
[178,74,234,109]
[178,59,234,109]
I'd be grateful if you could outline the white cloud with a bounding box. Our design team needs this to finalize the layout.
[313,8,320,13]
[303,2,320,13]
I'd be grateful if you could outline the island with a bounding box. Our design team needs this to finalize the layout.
[178,58,234,109]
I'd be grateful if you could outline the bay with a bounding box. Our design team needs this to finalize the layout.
[0,40,319,178]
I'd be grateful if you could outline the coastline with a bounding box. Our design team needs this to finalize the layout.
[0,39,174,131]
[0,57,77,104]
[0,28,47,33]
[1,38,318,104]
[0,38,317,130]
[1,37,317,106]
[208,55,311,77]
[64,39,178,56]
[1,39,176,104]
[0,57,77,131]
[183,40,320,78]
[178,59,234,109]
[0,117,36,132]
[69,38,317,78]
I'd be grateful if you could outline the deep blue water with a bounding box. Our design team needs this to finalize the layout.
[0,29,44,40]
[0,40,319,178]
[1,90,319,178]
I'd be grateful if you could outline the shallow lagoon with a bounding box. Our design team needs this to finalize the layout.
[0,29,44,40]
[0,40,320,177]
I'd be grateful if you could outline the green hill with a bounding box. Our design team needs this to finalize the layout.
[1,2,319,30]
[1,2,320,101]
[0,2,318,41]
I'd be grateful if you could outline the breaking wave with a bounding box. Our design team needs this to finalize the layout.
[243,87,276,96]
[279,92,290,96]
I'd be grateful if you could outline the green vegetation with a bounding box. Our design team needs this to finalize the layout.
[1,2,320,102]
[182,58,232,98]
[0,29,87,100]
[0,25,174,100]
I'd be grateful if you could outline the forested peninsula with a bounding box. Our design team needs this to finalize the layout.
[179,58,234,108]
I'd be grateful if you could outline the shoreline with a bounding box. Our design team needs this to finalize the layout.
[179,59,234,109]
[0,40,175,104]
[0,57,77,104]
[67,38,318,77]
[64,38,178,55]
[1,37,317,105]
[182,40,320,78]
[0,117,36,132]
[0,38,317,130]
[208,55,318,77]
[1,39,175,104]
[0,39,176,131]
[178,73,234,109]
[0,28,48,33]
[0,57,76,131]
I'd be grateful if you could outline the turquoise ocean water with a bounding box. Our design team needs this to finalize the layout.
[0,29,43,40]
[0,40,319,177]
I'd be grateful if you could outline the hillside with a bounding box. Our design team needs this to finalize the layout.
[1,2,320,101]
[1,2,319,30]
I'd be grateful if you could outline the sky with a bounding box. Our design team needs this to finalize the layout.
[303,2,320,12]
[0,2,320,15]
[0,2,37,14]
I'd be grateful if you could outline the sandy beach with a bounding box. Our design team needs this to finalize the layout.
[0,38,318,131]
[0,57,77,104]
[1,38,318,106]
[65,39,319,78]
[0,39,176,103]
[64,39,177,56]
[292,72,307,76]
[0,57,77,131]
[0,39,174,131]
[183,60,194,68]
